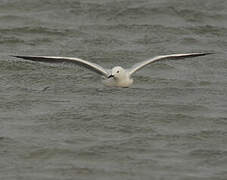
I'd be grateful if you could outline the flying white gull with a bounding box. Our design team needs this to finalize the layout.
[13,53,212,87]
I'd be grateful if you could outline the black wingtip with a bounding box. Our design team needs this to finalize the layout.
[12,55,28,59]
[188,52,215,58]
[11,55,39,61]
[11,55,26,59]
[194,52,215,56]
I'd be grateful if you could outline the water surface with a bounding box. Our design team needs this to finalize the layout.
[0,0,227,179]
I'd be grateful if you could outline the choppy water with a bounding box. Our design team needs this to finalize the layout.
[0,0,227,179]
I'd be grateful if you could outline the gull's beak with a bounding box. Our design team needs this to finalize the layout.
[108,74,114,79]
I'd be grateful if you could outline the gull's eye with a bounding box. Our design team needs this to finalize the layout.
[117,71,119,73]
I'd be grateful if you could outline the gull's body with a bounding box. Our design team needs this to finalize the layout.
[102,66,133,87]
[13,53,212,88]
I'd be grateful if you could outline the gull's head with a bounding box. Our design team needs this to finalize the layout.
[108,66,125,80]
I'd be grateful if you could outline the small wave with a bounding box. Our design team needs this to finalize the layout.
[189,149,227,159]
[0,15,26,21]
[0,26,67,36]
[188,25,227,37]
[0,37,25,44]
[0,136,18,144]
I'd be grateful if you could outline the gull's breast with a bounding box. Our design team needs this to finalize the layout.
[102,77,133,87]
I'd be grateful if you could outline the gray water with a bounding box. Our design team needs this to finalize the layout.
[0,0,227,179]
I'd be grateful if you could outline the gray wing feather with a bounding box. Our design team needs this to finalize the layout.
[13,55,109,77]
[128,52,213,75]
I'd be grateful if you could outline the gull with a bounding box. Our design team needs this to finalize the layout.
[13,52,212,87]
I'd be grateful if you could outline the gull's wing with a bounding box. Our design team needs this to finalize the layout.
[13,55,109,77]
[128,52,212,76]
